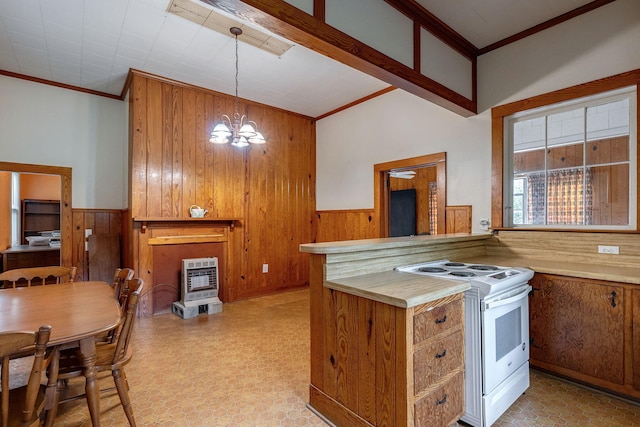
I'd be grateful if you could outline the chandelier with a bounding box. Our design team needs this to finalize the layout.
[210,27,265,147]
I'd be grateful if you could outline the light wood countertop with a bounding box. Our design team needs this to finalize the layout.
[460,256,640,285]
[300,233,492,254]
[326,270,470,308]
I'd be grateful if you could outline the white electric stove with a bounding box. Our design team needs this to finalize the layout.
[396,260,534,427]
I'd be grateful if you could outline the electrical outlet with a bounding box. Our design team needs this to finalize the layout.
[598,245,619,255]
[262,264,268,273]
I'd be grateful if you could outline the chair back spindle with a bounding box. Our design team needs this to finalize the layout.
[0,266,77,288]
[111,268,134,302]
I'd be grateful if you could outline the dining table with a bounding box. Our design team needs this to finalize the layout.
[0,281,121,427]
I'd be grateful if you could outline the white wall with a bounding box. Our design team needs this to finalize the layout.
[316,0,640,232]
[0,75,127,209]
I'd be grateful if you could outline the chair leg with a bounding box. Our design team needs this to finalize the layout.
[43,347,60,427]
[113,369,136,427]
[43,379,64,427]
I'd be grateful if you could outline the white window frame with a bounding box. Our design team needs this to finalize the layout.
[503,86,637,230]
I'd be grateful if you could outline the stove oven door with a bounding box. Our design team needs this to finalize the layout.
[481,284,531,395]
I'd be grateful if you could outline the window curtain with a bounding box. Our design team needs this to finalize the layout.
[527,172,546,224]
[429,181,437,235]
[527,169,593,225]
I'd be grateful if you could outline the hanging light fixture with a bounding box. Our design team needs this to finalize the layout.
[210,27,266,147]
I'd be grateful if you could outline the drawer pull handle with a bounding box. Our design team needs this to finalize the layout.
[435,349,447,359]
[435,394,448,406]
[435,315,447,324]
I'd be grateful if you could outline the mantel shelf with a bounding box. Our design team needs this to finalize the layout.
[133,217,241,233]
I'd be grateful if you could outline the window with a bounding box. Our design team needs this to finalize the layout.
[503,86,637,229]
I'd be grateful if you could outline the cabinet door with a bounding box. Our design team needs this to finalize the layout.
[529,274,625,384]
[528,274,553,363]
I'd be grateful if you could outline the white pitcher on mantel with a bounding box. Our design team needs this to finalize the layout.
[189,205,208,218]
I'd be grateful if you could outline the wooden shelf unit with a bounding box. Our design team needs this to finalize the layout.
[21,199,60,245]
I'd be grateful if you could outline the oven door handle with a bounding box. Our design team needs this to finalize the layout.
[483,287,531,310]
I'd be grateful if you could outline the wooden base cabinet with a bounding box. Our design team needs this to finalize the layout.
[529,273,639,400]
[310,288,465,427]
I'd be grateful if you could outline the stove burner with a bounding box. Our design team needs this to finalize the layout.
[469,265,499,271]
[444,262,466,267]
[418,267,448,273]
[449,271,476,277]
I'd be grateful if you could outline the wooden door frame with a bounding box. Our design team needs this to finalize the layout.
[0,162,72,268]
[374,153,446,237]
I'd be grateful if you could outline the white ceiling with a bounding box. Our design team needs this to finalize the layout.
[0,0,599,118]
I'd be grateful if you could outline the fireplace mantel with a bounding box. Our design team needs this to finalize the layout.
[133,217,241,233]
[131,217,239,315]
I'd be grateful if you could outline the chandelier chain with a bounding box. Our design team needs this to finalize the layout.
[234,30,239,117]
[209,26,265,146]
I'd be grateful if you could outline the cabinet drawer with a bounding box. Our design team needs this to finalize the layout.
[414,329,464,395]
[414,298,462,344]
[414,371,464,427]
[4,250,60,270]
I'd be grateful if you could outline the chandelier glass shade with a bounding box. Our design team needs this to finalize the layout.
[210,27,266,147]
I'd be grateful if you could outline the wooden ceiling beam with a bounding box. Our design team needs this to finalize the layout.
[203,0,477,117]
[384,0,478,59]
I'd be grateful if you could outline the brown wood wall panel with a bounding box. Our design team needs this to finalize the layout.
[375,301,396,426]
[445,205,472,234]
[316,210,378,242]
[71,209,124,281]
[357,298,376,424]
[128,71,315,306]
[335,291,359,411]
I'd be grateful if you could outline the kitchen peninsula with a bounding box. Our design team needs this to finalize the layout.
[300,233,493,427]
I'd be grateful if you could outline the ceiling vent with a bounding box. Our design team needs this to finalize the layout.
[167,0,293,57]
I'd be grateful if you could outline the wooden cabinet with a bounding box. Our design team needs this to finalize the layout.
[412,297,465,427]
[310,289,465,427]
[529,273,639,400]
[21,199,60,244]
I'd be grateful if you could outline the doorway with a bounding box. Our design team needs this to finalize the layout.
[374,153,446,237]
[0,162,72,268]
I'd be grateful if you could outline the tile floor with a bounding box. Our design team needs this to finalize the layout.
[42,289,640,426]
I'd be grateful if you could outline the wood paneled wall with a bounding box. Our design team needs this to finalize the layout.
[445,205,472,234]
[71,209,124,281]
[315,210,379,242]
[126,71,316,308]
[316,205,471,243]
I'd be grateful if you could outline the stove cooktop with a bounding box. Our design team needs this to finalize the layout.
[395,259,534,297]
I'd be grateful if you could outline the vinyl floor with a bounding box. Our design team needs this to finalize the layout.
[40,289,640,426]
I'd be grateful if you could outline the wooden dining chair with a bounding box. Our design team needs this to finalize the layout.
[100,269,135,344]
[0,266,77,288]
[111,268,135,303]
[0,325,57,427]
[45,279,144,427]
